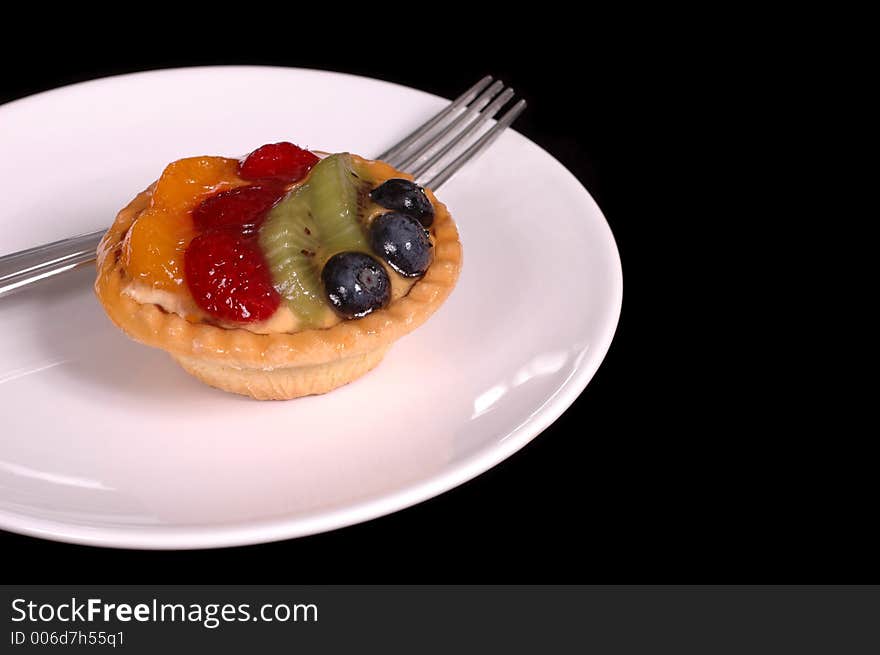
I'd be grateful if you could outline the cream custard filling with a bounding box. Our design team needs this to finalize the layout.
[123,265,418,335]
[122,284,193,321]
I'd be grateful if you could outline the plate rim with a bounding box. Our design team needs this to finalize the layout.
[0,65,623,549]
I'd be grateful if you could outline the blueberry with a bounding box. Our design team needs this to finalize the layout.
[321,252,391,319]
[369,179,435,227]
[369,212,434,278]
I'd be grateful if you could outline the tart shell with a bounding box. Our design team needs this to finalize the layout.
[95,169,462,400]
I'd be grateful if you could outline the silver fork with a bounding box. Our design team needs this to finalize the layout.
[0,76,526,299]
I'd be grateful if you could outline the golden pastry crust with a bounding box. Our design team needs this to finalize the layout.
[95,161,462,399]
[172,347,390,401]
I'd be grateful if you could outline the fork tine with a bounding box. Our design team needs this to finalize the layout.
[378,75,493,164]
[410,87,516,179]
[424,99,527,190]
[395,80,506,171]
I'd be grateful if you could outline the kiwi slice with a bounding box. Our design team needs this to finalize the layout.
[259,153,371,325]
[259,187,326,325]
[308,153,371,251]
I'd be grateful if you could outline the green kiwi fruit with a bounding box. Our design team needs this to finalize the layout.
[259,153,372,325]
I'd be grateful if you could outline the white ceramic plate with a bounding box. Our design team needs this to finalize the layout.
[0,66,622,549]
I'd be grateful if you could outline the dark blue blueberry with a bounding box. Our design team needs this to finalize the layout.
[321,251,391,319]
[369,212,433,278]
[369,178,435,227]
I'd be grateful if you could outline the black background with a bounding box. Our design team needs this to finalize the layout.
[0,18,866,582]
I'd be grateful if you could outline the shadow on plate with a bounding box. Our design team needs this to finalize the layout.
[2,266,233,404]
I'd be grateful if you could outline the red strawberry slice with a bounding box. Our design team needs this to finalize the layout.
[184,230,280,323]
[192,184,286,233]
[239,142,319,183]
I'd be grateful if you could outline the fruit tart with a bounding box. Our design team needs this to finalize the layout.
[95,142,462,400]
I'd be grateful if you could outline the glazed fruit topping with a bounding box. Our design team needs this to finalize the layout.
[166,150,438,325]
[192,184,286,234]
[184,230,281,323]
[321,252,390,319]
[124,156,240,290]
[259,153,370,325]
[239,142,319,183]
[369,212,433,277]
[152,156,241,212]
[369,178,435,227]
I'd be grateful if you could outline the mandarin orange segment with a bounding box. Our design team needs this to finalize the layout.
[122,156,244,291]
[152,156,243,213]
[123,207,197,289]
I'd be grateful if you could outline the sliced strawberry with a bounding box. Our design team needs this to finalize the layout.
[192,184,286,233]
[239,142,319,183]
[184,230,280,323]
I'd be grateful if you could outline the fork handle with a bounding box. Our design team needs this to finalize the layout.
[0,230,105,299]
